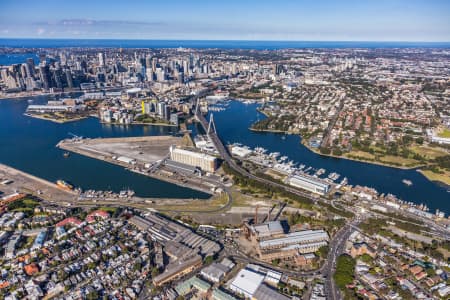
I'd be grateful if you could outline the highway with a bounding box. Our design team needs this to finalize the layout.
[194,111,330,205]
[322,217,364,300]
[194,108,376,299]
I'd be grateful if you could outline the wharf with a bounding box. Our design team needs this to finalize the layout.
[0,163,78,203]
[57,136,214,195]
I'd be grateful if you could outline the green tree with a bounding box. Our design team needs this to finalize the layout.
[359,254,374,264]
[317,245,329,259]
[86,291,98,300]
[333,254,356,290]
[204,255,214,264]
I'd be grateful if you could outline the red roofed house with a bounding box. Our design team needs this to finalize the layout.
[56,217,82,227]
[86,210,110,223]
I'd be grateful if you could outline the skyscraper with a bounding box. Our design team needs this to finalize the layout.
[39,65,51,90]
[98,52,105,67]
[26,58,35,77]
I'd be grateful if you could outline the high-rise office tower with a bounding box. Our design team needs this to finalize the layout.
[26,58,35,76]
[39,65,51,90]
[145,56,152,69]
[65,69,73,89]
[98,52,105,67]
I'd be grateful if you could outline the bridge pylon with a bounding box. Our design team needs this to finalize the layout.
[194,98,200,120]
[207,113,217,135]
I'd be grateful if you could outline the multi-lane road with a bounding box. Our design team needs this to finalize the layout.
[195,110,356,298]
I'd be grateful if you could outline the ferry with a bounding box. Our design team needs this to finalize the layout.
[56,180,74,191]
[402,179,413,186]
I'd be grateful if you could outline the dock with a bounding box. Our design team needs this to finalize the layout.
[57,136,215,195]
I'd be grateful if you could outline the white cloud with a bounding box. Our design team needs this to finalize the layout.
[36,28,46,35]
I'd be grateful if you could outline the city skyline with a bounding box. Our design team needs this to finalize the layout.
[0,0,449,42]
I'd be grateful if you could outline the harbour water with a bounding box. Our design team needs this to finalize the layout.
[0,96,210,199]
[0,50,449,213]
[206,101,450,214]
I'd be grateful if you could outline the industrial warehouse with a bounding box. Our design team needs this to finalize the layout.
[169,146,218,173]
[287,174,330,195]
[127,213,220,286]
[244,220,329,266]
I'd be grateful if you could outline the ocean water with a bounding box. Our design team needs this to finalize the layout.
[1,39,449,49]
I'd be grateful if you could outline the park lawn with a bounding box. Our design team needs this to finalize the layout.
[437,127,450,138]
[23,198,40,206]
[379,155,420,167]
[410,145,448,159]
[344,150,376,160]
[264,169,287,181]
[419,169,450,185]
[369,145,386,154]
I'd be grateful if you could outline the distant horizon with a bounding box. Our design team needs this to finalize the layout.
[1,37,450,43]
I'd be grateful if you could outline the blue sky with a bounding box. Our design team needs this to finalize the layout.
[0,0,449,41]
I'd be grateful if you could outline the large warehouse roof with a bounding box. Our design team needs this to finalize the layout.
[259,229,329,248]
[230,268,264,298]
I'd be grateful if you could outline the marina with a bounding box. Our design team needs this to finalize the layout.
[0,94,448,213]
[228,141,438,215]
[230,143,344,185]
[204,100,450,214]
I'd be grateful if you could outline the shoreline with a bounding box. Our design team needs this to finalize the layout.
[107,121,177,127]
[249,123,423,170]
[300,139,423,170]
[0,90,82,101]
[249,127,292,134]
[57,140,213,196]
[24,113,89,124]
[417,169,450,189]
[0,162,217,210]
[0,86,125,101]
[247,122,450,189]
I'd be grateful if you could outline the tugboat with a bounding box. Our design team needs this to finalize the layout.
[63,152,70,158]
[56,180,74,191]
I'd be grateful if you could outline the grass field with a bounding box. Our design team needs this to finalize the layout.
[344,150,376,160]
[410,145,448,159]
[438,128,450,138]
[419,169,450,186]
[379,155,420,166]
